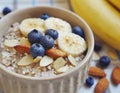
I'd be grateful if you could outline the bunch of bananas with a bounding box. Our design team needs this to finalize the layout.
[70,0,120,50]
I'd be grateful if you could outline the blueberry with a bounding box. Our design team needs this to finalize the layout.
[30,43,45,58]
[72,26,84,38]
[2,7,12,15]
[40,35,54,49]
[28,29,43,44]
[85,77,94,87]
[45,29,58,40]
[94,42,102,52]
[40,13,50,20]
[99,56,111,67]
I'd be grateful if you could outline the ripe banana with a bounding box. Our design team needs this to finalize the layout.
[45,17,72,35]
[58,33,87,56]
[108,0,120,10]
[70,0,120,50]
[19,18,45,37]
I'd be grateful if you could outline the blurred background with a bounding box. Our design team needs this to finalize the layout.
[0,0,69,12]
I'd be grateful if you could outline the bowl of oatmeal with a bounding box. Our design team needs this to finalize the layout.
[0,6,94,93]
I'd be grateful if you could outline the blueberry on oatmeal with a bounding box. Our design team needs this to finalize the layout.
[40,35,54,49]
[45,29,58,40]
[30,43,45,58]
[40,13,50,20]
[28,29,43,44]
[72,26,84,38]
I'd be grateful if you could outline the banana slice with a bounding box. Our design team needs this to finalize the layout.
[45,17,72,35]
[58,33,87,56]
[19,18,45,37]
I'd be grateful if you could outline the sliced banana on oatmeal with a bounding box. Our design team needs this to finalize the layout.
[58,33,87,56]
[45,17,72,35]
[4,39,19,47]
[19,18,45,37]
[40,56,53,67]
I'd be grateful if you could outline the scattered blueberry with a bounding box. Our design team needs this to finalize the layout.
[99,56,111,67]
[85,77,94,87]
[72,26,84,38]
[40,35,54,49]
[45,29,58,40]
[30,43,45,58]
[2,7,12,15]
[94,42,102,52]
[40,13,50,20]
[28,29,43,44]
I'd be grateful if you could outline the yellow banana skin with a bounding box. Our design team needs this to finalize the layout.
[108,0,120,10]
[70,0,120,50]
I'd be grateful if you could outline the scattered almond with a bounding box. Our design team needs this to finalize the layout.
[111,66,120,84]
[92,52,100,61]
[68,55,77,66]
[53,57,67,70]
[20,37,31,46]
[40,56,53,67]
[4,39,19,47]
[17,54,34,66]
[14,45,30,54]
[95,78,109,93]
[46,48,66,59]
[88,67,106,78]
[57,65,69,73]
[33,56,42,63]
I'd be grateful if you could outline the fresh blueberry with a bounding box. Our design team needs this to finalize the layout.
[45,29,58,40]
[28,29,43,44]
[85,77,94,87]
[40,35,54,49]
[99,56,111,67]
[72,26,84,38]
[94,42,102,52]
[30,43,45,58]
[2,7,12,15]
[40,13,50,20]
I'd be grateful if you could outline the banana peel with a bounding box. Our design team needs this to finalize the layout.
[108,0,120,10]
[70,0,120,50]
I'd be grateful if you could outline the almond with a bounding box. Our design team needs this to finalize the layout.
[14,45,30,54]
[68,55,77,66]
[95,78,109,93]
[57,65,69,73]
[111,66,120,84]
[53,57,67,70]
[4,39,19,47]
[46,48,66,59]
[20,37,31,46]
[40,56,53,67]
[17,55,34,66]
[88,67,106,78]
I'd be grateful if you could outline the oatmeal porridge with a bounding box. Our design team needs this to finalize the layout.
[0,13,87,77]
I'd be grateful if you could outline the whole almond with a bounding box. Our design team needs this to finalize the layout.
[46,48,66,59]
[111,66,120,84]
[88,67,106,78]
[14,45,30,54]
[95,78,109,93]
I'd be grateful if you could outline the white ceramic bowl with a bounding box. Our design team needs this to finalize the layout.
[0,6,94,93]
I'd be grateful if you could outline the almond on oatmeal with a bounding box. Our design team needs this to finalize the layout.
[4,39,19,47]
[46,48,66,59]
[53,57,67,70]
[14,45,30,54]
[17,54,34,66]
